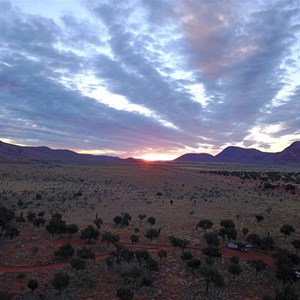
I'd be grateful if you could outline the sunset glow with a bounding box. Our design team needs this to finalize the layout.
[138,153,179,161]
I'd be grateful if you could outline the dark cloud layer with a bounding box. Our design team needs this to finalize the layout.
[0,0,300,157]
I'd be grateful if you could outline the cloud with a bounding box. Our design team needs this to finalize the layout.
[260,85,300,138]
[0,1,196,154]
[0,0,300,157]
[178,0,300,144]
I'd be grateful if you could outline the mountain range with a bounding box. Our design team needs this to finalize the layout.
[0,140,124,164]
[174,141,300,165]
[0,140,300,165]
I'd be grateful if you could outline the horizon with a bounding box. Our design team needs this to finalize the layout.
[1,138,298,161]
[1,1,300,160]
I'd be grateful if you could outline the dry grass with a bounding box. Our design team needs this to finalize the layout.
[0,162,300,299]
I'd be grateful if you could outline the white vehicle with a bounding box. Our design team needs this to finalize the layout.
[295,270,300,279]
[239,247,248,252]
[227,243,239,250]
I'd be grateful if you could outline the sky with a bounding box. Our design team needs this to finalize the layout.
[0,0,300,160]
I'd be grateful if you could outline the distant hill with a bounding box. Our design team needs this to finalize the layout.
[274,141,300,164]
[1,140,300,165]
[174,142,300,165]
[0,140,123,164]
[215,146,275,164]
[173,153,215,163]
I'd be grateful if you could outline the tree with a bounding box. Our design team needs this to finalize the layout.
[37,211,45,217]
[256,215,264,223]
[16,215,26,223]
[113,215,129,227]
[135,250,150,267]
[157,249,167,260]
[228,263,242,281]
[54,243,74,259]
[204,232,220,247]
[274,248,299,286]
[276,264,297,286]
[35,193,42,200]
[261,236,275,253]
[0,292,13,300]
[5,226,20,240]
[147,217,156,226]
[200,266,224,294]
[144,256,159,276]
[187,257,201,274]
[225,227,237,242]
[46,216,66,236]
[170,236,190,253]
[248,260,267,277]
[197,219,213,233]
[205,257,215,266]
[130,234,139,247]
[111,244,128,265]
[0,205,15,231]
[121,266,140,286]
[80,225,99,243]
[27,279,38,294]
[280,224,295,240]
[66,224,79,238]
[51,213,63,220]
[120,217,129,226]
[106,256,114,270]
[77,247,95,260]
[275,284,298,300]
[94,217,103,229]
[220,219,235,229]
[123,248,135,264]
[229,256,240,264]
[145,228,160,241]
[70,257,86,275]
[113,215,123,226]
[180,252,193,264]
[26,211,36,224]
[116,288,134,300]
[33,217,45,229]
[202,246,221,259]
[141,276,153,287]
[246,233,261,247]
[122,212,132,222]
[138,214,146,221]
[219,219,237,242]
[218,228,227,243]
[274,248,300,266]
[284,184,297,193]
[242,227,249,238]
[52,272,70,295]
[102,231,120,247]
[291,239,300,253]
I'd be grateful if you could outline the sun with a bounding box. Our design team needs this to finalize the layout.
[138,153,177,161]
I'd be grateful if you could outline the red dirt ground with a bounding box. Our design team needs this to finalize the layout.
[221,247,274,265]
[0,239,274,273]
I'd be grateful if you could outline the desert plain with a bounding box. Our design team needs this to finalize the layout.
[0,161,300,299]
